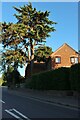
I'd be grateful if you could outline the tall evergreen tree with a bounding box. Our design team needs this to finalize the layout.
[0,2,57,76]
[13,2,57,74]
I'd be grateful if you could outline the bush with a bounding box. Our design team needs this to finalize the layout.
[26,67,71,90]
[5,69,21,88]
[2,81,7,86]
[12,69,20,84]
[70,63,80,91]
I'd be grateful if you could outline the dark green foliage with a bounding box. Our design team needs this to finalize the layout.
[70,63,80,91]
[26,67,71,90]
[0,2,57,76]
[7,69,20,87]
[19,76,25,83]
[2,81,7,86]
[26,64,80,91]
[2,72,7,82]
[2,66,21,87]
[12,69,20,84]
[0,23,28,70]
[34,45,52,62]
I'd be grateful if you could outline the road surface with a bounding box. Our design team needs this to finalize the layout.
[0,87,79,119]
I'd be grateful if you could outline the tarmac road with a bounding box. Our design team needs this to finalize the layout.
[1,87,80,119]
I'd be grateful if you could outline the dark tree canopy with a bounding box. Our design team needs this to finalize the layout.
[0,2,57,74]
[34,45,52,62]
[13,2,57,61]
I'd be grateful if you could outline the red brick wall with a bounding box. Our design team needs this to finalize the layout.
[51,44,79,69]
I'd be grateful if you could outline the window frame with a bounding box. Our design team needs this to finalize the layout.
[70,57,78,64]
[74,57,78,63]
[55,56,61,64]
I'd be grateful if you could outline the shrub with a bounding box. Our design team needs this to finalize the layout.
[4,69,21,88]
[2,81,7,86]
[70,63,80,91]
[26,67,70,90]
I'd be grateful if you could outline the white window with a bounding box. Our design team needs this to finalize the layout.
[70,57,78,64]
[70,57,75,63]
[75,57,78,63]
[55,57,61,63]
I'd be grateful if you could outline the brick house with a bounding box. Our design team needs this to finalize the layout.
[48,43,80,70]
[25,43,80,77]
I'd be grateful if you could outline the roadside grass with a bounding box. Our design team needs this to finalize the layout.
[0,78,4,86]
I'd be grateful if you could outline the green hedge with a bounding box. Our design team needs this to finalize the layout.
[26,64,79,91]
[70,63,80,91]
[26,67,71,90]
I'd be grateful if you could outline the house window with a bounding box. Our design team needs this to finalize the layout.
[70,57,75,63]
[55,57,61,63]
[75,57,78,63]
[70,57,78,64]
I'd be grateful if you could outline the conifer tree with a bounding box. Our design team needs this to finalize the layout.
[13,2,57,74]
[0,2,57,76]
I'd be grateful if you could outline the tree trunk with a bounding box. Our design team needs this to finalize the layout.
[30,38,34,76]
[25,39,34,78]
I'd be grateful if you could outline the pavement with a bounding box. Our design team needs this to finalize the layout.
[8,87,80,110]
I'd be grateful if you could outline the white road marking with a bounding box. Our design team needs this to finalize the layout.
[5,108,31,120]
[12,108,30,120]
[9,109,13,112]
[0,99,5,103]
[5,109,20,119]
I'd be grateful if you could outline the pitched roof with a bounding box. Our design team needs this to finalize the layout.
[50,43,78,57]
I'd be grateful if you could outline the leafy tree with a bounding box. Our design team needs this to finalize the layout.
[0,51,2,73]
[2,72,7,82]
[0,2,57,76]
[13,2,57,74]
[0,23,28,71]
[2,65,14,82]
[0,77,4,86]
[34,45,52,62]
[2,65,21,88]
[10,69,20,86]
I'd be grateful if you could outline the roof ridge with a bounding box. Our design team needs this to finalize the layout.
[50,43,78,57]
